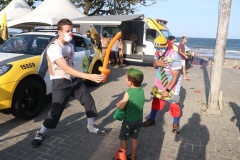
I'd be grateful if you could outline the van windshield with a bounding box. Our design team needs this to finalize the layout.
[160,30,172,39]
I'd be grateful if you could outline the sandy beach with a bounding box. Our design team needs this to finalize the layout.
[194,56,240,69]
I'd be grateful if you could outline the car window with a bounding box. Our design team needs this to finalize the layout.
[146,29,157,42]
[0,35,54,55]
[72,36,87,52]
[83,38,93,50]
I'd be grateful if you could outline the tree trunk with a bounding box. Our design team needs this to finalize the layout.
[83,1,91,16]
[207,0,232,113]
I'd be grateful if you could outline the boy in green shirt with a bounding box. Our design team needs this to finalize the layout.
[116,68,145,160]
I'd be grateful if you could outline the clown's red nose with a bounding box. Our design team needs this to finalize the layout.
[69,33,73,37]
[155,50,160,56]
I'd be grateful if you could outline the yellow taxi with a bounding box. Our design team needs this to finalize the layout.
[0,31,103,119]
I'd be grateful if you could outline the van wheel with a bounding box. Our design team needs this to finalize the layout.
[12,79,45,119]
[87,62,102,86]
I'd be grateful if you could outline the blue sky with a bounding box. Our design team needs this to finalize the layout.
[20,0,240,39]
[135,0,239,39]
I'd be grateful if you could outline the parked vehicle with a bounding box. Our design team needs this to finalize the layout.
[73,14,192,63]
[0,31,103,119]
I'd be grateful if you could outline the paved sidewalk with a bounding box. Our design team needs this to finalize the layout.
[0,58,240,160]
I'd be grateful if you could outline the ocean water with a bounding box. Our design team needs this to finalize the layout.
[176,37,240,59]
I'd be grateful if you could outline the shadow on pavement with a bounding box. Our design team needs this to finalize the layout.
[0,61,191,159]
[179,86,186,118]
[229,102,240,132]
[200,65,211,106]
[0,96,54,159]
[137,86,186,159]
[124,61,153,67]
[95,83,148,129]
[0,109,102,159]
[139,101,169,159]
[86,64,128,90]
[175,113,209,160]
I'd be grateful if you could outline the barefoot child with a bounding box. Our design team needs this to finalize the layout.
[116,68,145,160]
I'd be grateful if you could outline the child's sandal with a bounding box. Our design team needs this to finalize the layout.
[127,154,136,160]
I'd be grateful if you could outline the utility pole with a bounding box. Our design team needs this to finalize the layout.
[207,0,232,113]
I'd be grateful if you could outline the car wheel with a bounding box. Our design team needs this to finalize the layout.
[87,62,102,86]
[12,79,45,119]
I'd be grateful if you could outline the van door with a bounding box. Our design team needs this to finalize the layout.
[142,28,160,62]
[120,21,144,61]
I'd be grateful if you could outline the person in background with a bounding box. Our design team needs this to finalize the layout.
[8,34,13,39]
[118,37,124,67]
[102,33,110,58]
[86,30,95,45]
[116,68,145,160]
[94,34,102,51]
[167,36,175,50]
[14,40,20,50]
[178,36,190,80]
[111,34,119,66]
[129,31,137,54]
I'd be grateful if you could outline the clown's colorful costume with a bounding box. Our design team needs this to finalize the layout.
[143,36,182,133]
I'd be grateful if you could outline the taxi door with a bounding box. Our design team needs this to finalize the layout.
[71,36,89,72]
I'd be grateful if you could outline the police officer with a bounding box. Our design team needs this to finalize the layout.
[86,30,95,45]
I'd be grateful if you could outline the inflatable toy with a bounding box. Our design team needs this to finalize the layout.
[99,32,122,82]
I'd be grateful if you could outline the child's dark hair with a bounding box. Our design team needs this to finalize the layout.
[57,19,73,31]
[126,68,144,87]
[168,36,175,41]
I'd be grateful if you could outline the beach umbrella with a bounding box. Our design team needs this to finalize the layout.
[1,12,7,40]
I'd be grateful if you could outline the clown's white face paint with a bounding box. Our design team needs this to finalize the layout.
[58,25,73,43]
[63,32,73,42]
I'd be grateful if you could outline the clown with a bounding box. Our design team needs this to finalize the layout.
[143,36,183,133]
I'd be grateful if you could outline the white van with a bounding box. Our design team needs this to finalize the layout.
[72,14,192,63]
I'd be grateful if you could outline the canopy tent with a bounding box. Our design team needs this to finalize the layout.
[8,0,86,29]
[0,0,32,22]
[72,14,145,25]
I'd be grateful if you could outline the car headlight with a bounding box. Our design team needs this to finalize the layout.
[0,64,13,76]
